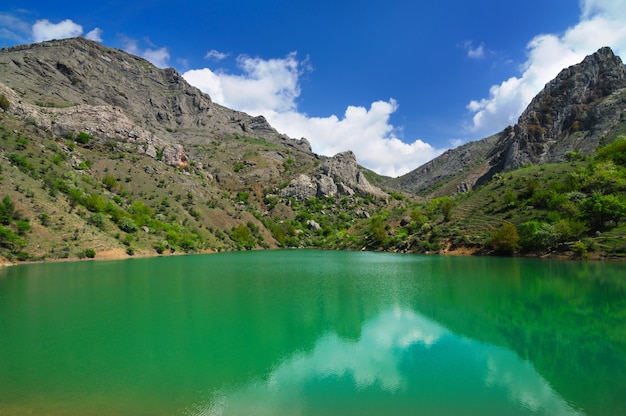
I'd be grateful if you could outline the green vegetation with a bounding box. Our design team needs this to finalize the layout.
[0,100,625,262]
[338,136,626,259]
[0,94,9,111]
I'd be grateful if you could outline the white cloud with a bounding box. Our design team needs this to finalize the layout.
[85,28,103,42]
[205,49,228,61]
[142,47,170,68]
[463,41,485,59]
[119,36,170,68]
[32,19,83,42]
[183,53,443,177]
[467,0,626,136]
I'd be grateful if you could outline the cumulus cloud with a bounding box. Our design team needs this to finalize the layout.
[183,53,443,177]
[32,19,83,42]
[467,0,626,136]
[85,28,103,42]
[119,35,170,68]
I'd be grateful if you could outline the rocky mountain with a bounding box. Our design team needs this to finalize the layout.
[386,47,626,196]
[0,37,388,262]
[1,39,625,263]
[0,37,385,198]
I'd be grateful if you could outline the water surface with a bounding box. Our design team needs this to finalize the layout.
[1,251,624,415]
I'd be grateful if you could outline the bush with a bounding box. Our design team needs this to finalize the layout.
[0,94,9,110]
[76,132,93,145]
[87,212,106,230]
[102,173,118,191]
[488,222,519,254]
[118,217,138,233]
[84,248,96,258]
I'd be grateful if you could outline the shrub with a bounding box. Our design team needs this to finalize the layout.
[488,222,519,254]
[595,136,626,166]
[102,173,118,191]
[76,131,93,145]
[84,248,96,258]
[118,217,138,233]
[571,241,588,259]
[15,219,31,235]
[0,94,10,110]
[88,212,106,230]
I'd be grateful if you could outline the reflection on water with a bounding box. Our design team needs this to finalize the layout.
[1,251,624,415]
[196,307,583,416]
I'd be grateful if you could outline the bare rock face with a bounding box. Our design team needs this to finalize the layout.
[161,144,188,168]
[281,174,318,200]
[281,151,388,200]
[499,46,626,171]
[321,151,388,198]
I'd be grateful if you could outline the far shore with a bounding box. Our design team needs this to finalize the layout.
[1,244,620,268]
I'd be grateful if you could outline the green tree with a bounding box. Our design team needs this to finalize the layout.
[581,193,626,231]
[488,222,519,254]
[231,224,254,250]
[76,131,93,145]
[87,212,107,230]
[369,216,387,245]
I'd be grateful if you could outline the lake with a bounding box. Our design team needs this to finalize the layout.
[0,250,625,415]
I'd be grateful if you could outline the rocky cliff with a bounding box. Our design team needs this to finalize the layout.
[386,47,626,196]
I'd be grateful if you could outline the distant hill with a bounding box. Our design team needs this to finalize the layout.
[385,47,626,197]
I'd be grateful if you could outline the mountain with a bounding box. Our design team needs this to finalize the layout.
[1,39,625,262]
[0,37,387,262]
[386,47,626,196]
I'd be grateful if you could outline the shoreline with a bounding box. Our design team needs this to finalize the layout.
[0,248,216,267]
[2,244,621,268]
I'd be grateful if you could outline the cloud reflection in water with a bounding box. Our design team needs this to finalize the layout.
[194,307,583,416]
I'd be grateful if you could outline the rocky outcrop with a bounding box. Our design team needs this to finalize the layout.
[386,47,626,196]
[497,46,626,171]
[161,144,188,168]
[281,151,388,200]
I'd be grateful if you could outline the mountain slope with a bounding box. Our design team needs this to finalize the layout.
[386,47,626,196]
[0,38,389,263]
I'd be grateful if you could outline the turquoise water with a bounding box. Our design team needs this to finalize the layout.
[0,251,624,415]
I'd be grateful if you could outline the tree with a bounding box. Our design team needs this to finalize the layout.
[231,224,254,250]
[369,216,387,245]
[488,222,519,254]
[581,193,626,231]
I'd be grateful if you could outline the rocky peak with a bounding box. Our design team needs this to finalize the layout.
[500,47,626,170]
[385,47,626,196]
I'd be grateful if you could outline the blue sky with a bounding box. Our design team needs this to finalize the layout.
[2,1,626,176]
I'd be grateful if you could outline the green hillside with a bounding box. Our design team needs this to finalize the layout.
[340,139,626,259]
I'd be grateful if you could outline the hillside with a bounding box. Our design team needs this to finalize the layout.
[1,39,625,262]
[0,38,390,263]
